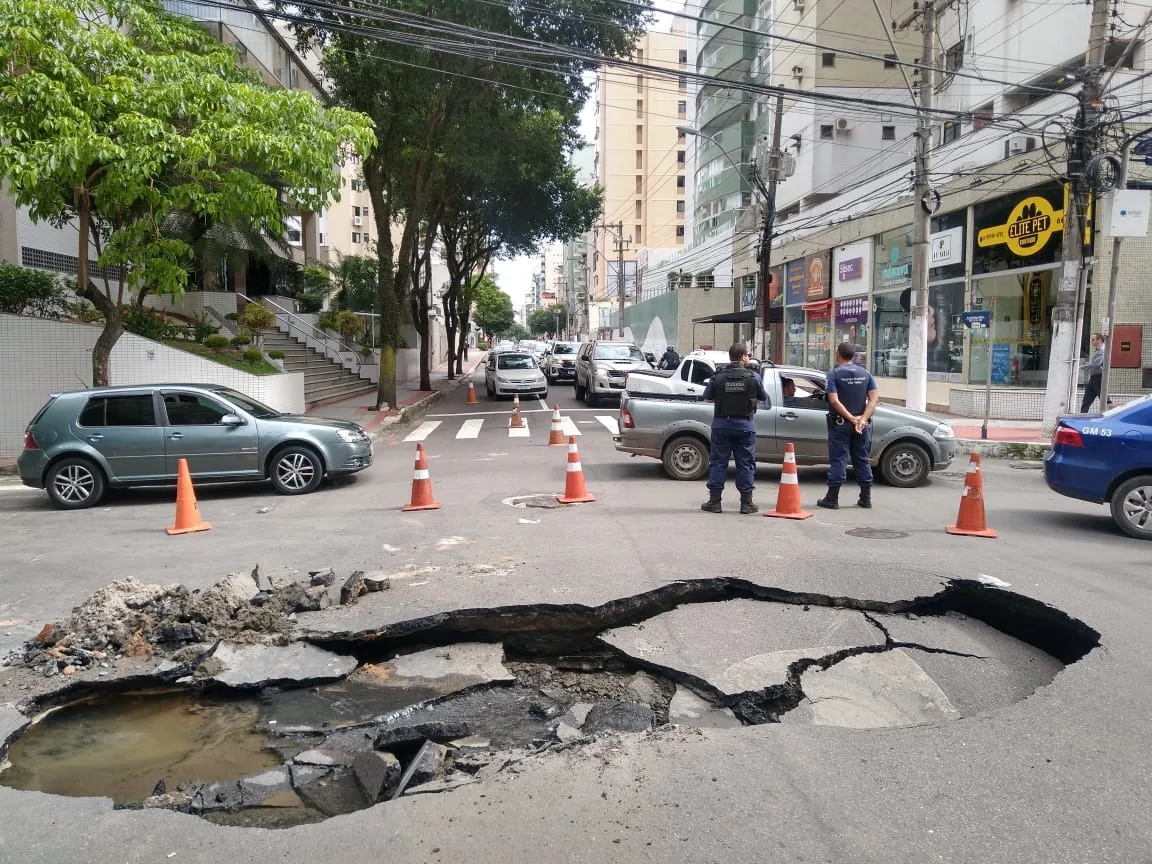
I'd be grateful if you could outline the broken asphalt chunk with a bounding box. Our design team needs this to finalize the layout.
[340,571,367,606]
[581,701,655,735]
[352,750,401,802]
[391,741,454,800]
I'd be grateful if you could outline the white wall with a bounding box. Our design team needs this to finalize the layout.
[0,314,306,458]
[145,291,239,323]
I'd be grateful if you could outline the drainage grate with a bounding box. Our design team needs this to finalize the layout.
[502,494,569,510]
[846,527,910,540]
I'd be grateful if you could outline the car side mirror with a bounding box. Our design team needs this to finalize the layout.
[220,413,245,426]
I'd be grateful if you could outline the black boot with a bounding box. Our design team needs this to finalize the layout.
[701,492,722,513]
[817,486,840,510]
[740,493,758,515]
[857,485,872,509]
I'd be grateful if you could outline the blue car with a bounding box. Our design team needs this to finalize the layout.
[1044,395,1152,540]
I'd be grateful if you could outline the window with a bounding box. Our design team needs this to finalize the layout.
[882,125,896,140]
[497,354,536,370]
[822,52,836,67]
[820,124,834,139]
[636,74,644,91]
[594,344,645,361]
[363,234,370,244]
[635,176,643,194]
[689,362,712,386]
[636,48,643,61]
[676,200,685,214]
[883,53,897,69]
[636,150,643,169]
[678,75,687,90]
[973,103,994,131]
[942,120,960,145]
[635,200,642,219]
[677,176,685,189]
[676,226,685,239]
[636,124,644,145]
[677,100,687,116]
[78,395,156,427]
[678,130,686,143]
[677,150,686,164]
[162,393,231,426]
[636,100,643,118]
[782,374,828,411]
[352,232,361,244]
[350,179,363,192]
[945,40,964,72]
[678,49,688,64]
[634,225,642,244]
[353,205,362,217]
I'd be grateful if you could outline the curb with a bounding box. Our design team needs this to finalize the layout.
[953,438,1050,460]
[369,355,486,441]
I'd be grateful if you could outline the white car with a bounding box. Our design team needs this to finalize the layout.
[485,351,549,400]
[625,350,734,398]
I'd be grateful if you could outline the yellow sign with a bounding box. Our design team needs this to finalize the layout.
[977,196,1065,256]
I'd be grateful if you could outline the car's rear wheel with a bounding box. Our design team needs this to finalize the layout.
[1110,475,1152,541]
[574,378,586,400]
[46,457,106,509]
[585,384,599,407]
[662,436,709,481]
[879,441,931,488]
[270,446,324,495]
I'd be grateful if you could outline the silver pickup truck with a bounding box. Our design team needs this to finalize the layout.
[613,364,956,487]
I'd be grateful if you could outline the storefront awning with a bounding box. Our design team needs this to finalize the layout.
[802,299,832,312]
[691,310,756,325]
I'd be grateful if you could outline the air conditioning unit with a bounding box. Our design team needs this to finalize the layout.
[1005,135,1037,158]
[353,215,363,226]
[791,65,804,79]
[835,118,854,132]
[792,0,804,9]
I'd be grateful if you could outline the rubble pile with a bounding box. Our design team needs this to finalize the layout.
[4,567,390,678]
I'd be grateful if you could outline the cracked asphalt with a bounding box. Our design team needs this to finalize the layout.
[1,375,1150,862]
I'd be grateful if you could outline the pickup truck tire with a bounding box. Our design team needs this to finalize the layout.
[584,384,599,407]
[1110,474,1152,540]
[879,440,931,488]
[574,378,586,400]
[662,435,709,482]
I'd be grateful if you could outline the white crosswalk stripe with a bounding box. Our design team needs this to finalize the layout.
[403,421,441,443]
[456,419,484,439]
[508,419,530,438]
[561,417,581,437]
[595,416,619,435]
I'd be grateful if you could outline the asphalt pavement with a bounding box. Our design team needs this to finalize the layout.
[0,367,1150,862]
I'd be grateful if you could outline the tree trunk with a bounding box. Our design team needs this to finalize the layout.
[75,191,123,387]
[442,286,458,380]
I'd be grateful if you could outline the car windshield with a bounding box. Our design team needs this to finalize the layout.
[594,344,644,361]
[1103,394,1151,418]
[215,389,283,419]
[498,354,536,370]
[553,343,578,355]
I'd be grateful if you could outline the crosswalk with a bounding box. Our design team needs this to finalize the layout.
[402,413,620,443]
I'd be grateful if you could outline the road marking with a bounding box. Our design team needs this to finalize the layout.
[403,421,442,442]
[429,407,607,418]
[508,419,530,438]
[456,419,484,439]
[538,399,550,411]
[561,417,581,437]
[595,416,619,435]
[0,485,36,495]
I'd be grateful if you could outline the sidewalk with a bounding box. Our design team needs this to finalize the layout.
[308,352,485,437]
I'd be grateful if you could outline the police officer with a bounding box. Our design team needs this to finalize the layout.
[701,343,768,514]
[818,342,879,510]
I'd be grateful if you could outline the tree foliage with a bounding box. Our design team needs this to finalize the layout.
[0,0,374,384]
[471,276,515,338]
[529,303,566,336]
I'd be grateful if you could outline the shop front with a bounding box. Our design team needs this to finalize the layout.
[763,265,785,364]
[872,227,913,378]
[832,240,871,365]
[784,260,806,366]
[803,251,832,370]
[969,183,1067,387]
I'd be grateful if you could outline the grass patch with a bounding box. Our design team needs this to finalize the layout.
[161,340,280,376]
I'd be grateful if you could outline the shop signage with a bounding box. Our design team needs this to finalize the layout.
[930,227,963,267]
[879,244,912,288]
[961,311,990,329]
[742,279,758,311]
[785,260,806,305]
[805,251,830,301]
[838,257,863,281]
[977,195,1065,257]
[835,296,868,326]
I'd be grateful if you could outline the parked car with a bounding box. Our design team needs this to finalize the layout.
[544,341,582,384]
[574,340,653,406]
[614,365,955,487]
[17,385,373,509]
[485,351,548,400]
[1043,395,1152,540]
[625,349,733,399]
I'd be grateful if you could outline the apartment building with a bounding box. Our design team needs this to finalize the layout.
[592,23,690,315]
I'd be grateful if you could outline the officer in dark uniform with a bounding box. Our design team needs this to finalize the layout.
[701,343,768,514]
[818,342,879,510]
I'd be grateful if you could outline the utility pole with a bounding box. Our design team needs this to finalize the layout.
[756,94,786,362]
[1041,0,1110,435]
[599,221,629,338]
[896,0,937,413]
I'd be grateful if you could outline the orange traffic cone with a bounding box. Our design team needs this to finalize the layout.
[764,443,813,520]
[466,381,478,405]
[557,436,596,504]
[402,443,442,511]
[166,458,211,535]
[946,452,997,538]
[547,404,566,446]
[509,395,525,429]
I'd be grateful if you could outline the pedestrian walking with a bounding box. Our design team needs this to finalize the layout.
[1080,333,1106,413]
[701,343,768,514]
[818,342,879,510]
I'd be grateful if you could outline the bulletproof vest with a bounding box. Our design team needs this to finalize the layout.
[714,367,757,418]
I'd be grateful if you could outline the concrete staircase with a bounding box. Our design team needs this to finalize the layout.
[262,329,376,408]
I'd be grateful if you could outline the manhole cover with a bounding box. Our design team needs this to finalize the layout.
[845,527,910,540]
[502,494,569,510]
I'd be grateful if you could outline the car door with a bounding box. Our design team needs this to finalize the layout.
[73,392,166,481]
[779,372,832,461]
[684,360,712,398]
[753,377,780,461]
[160,390,261,477]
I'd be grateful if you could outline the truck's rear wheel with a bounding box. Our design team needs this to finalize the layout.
[662,436,709,481]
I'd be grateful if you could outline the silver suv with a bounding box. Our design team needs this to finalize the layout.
[17,384,372,509]
[574,340,651,407]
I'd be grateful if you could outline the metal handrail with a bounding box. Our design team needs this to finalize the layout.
[237,292,341,370]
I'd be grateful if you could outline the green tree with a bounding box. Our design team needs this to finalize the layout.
[332,254,378,314]
[472,276,515,340]
[0,0,374,385]
[529,303,566,336]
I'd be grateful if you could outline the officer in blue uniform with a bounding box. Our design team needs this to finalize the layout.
[818,342,879,510]
[701,343,769,514]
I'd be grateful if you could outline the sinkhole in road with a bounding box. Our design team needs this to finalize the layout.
[0,578,1100,829]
